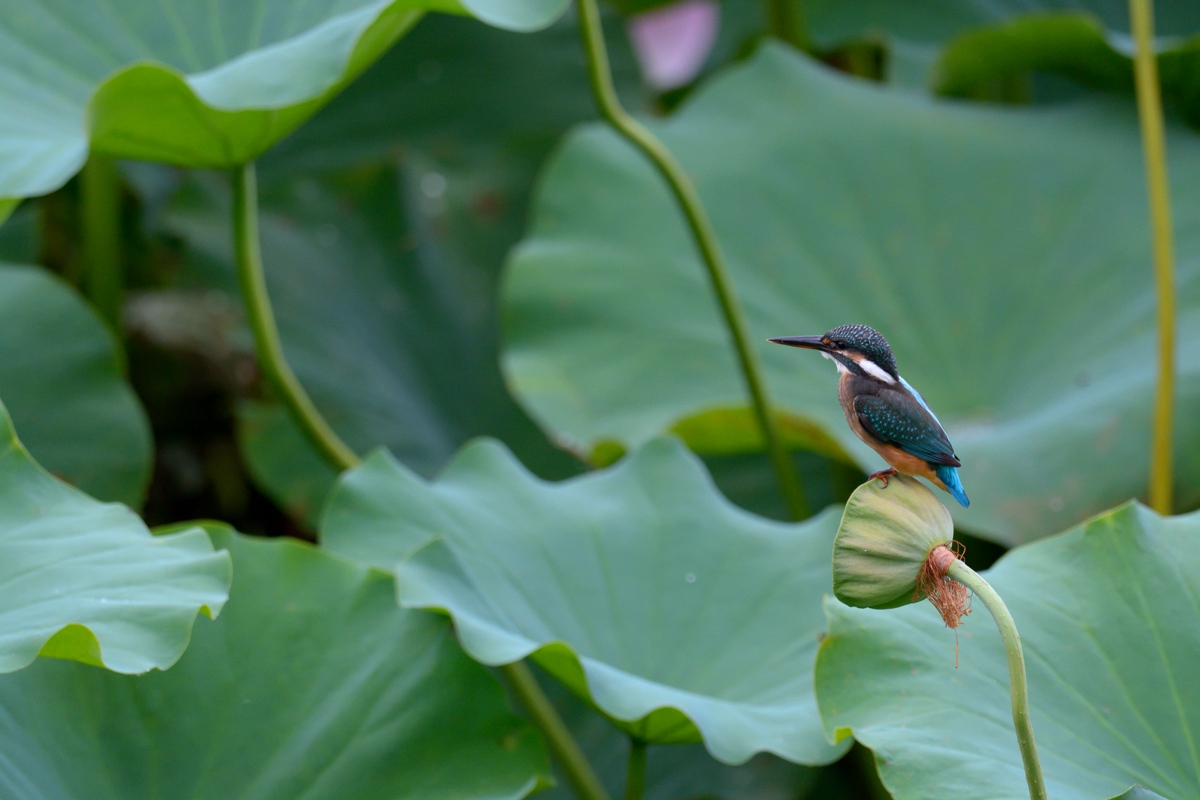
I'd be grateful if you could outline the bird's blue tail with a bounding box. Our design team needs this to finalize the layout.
[935,465,970,508]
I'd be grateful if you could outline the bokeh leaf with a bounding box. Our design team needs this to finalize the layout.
[502,45,1200,545]
[0,263,152,505]
[0,0,570,206]
[814,501,1200,800]
[0,400,229,674]
[936,14,1200,127]
[802,0,1200,86]
[0,525,550,798]
[322,436,849,766]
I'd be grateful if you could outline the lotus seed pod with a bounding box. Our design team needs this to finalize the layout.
[832,475,954,609]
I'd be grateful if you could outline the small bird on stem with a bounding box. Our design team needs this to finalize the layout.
[769,324,969,507]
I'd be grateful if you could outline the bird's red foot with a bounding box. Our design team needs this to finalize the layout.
[869,468,898,488]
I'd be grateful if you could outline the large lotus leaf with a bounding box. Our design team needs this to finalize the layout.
[803,0,1200,86]
[0,263,152,505]
[0,0,570,208]
[321,436,849,766]
[814,501,1200,800]
[804,0,1200,46]
[0,525,550,798]
[262,10,642,174]
[155,13,643,522]
[935,14,1200,127]
[534,667,820,800]
[0,399,229,674]
[502,45,1200,545]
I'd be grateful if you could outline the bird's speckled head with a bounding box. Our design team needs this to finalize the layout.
[822,324,897,377]
[768,324,898,383]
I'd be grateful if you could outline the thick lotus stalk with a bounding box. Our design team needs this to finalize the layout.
[832,477,1046,800]
[1128,0,1177,515]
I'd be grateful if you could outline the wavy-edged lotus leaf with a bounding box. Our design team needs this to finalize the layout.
[502,45,1200,545]
[1116,789,1169,800]
[536,669,819,800]
[0,263,152,505]
[936,14,1200,126]
[0,0,570,207]
[321,436,848,766]
[0,400,229,674]
[814,501,1200,800]
[0,525,550,798]
[832,476,953,610]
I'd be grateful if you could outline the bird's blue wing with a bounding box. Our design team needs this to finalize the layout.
[854,392,960,467]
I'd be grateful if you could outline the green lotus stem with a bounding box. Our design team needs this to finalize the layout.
[80,153,123,330]
[946,560,1046,800]
[623,737,647,800]
[1129,0,1176,515]
[573,0,810,520]
[499,661,612,800]
[231,162,360,472]
[233,164,604,800]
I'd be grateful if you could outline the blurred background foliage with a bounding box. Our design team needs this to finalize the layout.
[1,0,1198,795]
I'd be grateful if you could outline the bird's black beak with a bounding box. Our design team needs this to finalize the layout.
[768,335,830,352]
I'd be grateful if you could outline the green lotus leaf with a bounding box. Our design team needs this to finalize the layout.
[1116,789,1169,800]
[0,524,550,798]
[802,0,1200,86]
[936,14,1200,127]
[0,0,570,208]
[321,436,848,766]
[0,263,151,505]
[502,45,1200,545]
[0,399,229,674]
[814,501,1200,800]
[536,669,820,800]
[154,13,643,522]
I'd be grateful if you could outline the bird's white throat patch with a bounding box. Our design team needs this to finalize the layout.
[857,357,896,384]
[821,351,849,374]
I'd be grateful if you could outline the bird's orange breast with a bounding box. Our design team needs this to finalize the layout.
[837,372,946,489]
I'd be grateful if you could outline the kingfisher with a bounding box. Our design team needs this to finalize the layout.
[769,324,969,507]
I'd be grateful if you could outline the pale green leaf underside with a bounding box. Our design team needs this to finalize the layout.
[0,263,151,505]
[0,0,567,204]
[0,526,550,798]
[815,502,1200,800]
[0,399,230,674]
[321,436,848,766]
[502,45,1200,545]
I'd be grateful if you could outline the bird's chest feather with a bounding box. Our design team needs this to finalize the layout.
[837,372,938,480]
[837,373,872,441]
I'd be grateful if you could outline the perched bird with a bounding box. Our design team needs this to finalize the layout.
[769,324,969,507]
